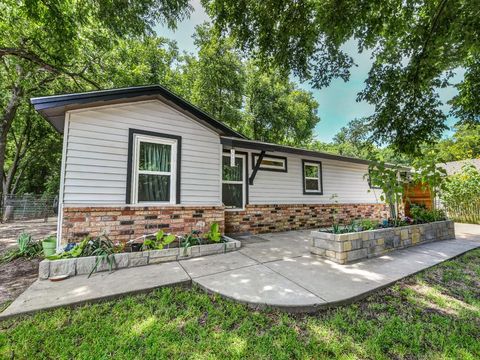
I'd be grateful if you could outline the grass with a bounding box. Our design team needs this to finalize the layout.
[1,250,479,360]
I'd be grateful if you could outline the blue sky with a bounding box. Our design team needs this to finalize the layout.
[155,1,459,142]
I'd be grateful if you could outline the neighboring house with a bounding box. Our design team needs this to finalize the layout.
[441,159,480,176]
[31,85,388,247]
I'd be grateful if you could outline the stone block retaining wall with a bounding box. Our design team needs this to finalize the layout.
[39,237,241,280]
[311,220,455,264]
[62,206,225,245]
[225,203,389,235]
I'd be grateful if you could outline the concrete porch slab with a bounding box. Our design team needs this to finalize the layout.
[193,264,325,311]
[179,251,258,279]
[0,261,190,319]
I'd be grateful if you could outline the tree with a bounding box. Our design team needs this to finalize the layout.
[433,124,480,162]
[243,63,320,145]
[203,0,480,154]
[0,0,192,203]
[182,23,245,128]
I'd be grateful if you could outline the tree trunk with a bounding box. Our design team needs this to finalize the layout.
[0,85,22,209]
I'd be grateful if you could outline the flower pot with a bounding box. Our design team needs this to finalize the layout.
[42,238,57,257]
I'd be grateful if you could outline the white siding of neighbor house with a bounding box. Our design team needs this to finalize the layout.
[235,149,381,205]
[62,100,222,205]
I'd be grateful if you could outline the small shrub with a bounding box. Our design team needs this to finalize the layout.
[410,204,446,223]
[204,223,222,242]
[0,232,43,264]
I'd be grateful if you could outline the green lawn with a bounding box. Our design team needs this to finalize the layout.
[1,250,479,360]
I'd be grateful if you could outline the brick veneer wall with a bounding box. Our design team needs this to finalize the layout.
[224,203,389,235]
[61,206,225,244]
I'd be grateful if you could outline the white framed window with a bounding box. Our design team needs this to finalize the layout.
[222,153,246,210]
[252,153,287,172]
[302,160,323,194]
[131,134,177,204]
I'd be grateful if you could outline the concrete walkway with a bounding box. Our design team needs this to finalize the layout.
[1,224,479,318]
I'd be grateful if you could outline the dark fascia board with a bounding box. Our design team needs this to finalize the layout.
[30,85,247,139]
[221,137,374,166]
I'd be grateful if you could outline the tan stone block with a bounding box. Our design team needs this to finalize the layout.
[343,241,352,252]
[412,232,420,244]
[336,252,347,260]
[376,238,384,246]
[400,229,408,240]
[325,250,336,259]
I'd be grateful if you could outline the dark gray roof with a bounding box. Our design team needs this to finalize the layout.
[440,159,480,175]
[30,85,247,138]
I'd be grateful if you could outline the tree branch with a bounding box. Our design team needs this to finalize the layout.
[0,47,101,89]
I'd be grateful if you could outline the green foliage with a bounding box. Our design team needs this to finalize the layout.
[411,150,447,209]
[358,219,378,231]
[367,161,407,221]
[204,0,480,154]
[2,249,480,359]
[142,230,176,251]
[85,235,116,278]
[242,62,320,146]
[432,124,480,162]
[183,23,245,128]
[441,164,480,224]
[47,237,89,260]
[204,222,222,243]
[410,204,446,224]
[0,232,42,264]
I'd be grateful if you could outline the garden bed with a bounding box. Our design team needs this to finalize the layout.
[38,236,241,280]
[311,220,455,264]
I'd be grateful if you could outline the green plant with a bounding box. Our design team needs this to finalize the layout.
[204,223,222,243]
[141,231,177,251]
[410,204,446,224]
[180,230,203,255]
[0,232,43,264]
[359,219,378,231]
[441,164,480,224]
[367,160,407,224]
[411,151,447,210]
[47,237,89,260]
[84,235,116,278]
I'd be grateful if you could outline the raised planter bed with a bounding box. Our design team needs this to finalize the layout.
[311,220,455,264]
[38,236,241,280]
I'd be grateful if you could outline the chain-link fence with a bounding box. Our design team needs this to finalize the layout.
[1,194,58,222]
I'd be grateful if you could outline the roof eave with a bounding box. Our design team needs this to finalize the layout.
[30,85,247,139]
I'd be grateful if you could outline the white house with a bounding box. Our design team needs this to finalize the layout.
[31,85,387,246]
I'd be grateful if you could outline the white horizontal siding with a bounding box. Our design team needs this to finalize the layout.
[238,149,382,205]
[63,100,221,205]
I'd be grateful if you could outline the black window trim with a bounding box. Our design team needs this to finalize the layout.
[251,153,288,173]
[367,169,382,190]
[126,128,182,204]
[302,159,323,195]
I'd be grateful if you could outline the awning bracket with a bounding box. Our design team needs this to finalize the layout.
[249,150,265,185]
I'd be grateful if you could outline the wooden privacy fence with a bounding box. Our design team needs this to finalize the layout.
[403,183,432,217]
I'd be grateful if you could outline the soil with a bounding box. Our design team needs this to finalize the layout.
[0,217,57,309]
[0,257,41,308]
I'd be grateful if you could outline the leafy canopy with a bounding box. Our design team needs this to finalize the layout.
[203,0,480,154]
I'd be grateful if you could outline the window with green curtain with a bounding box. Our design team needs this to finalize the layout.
[137,141,172,202]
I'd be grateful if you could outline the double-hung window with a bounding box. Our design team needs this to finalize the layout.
[222,153,246,209]
[302,160,323,194]
[130,132,178,204]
